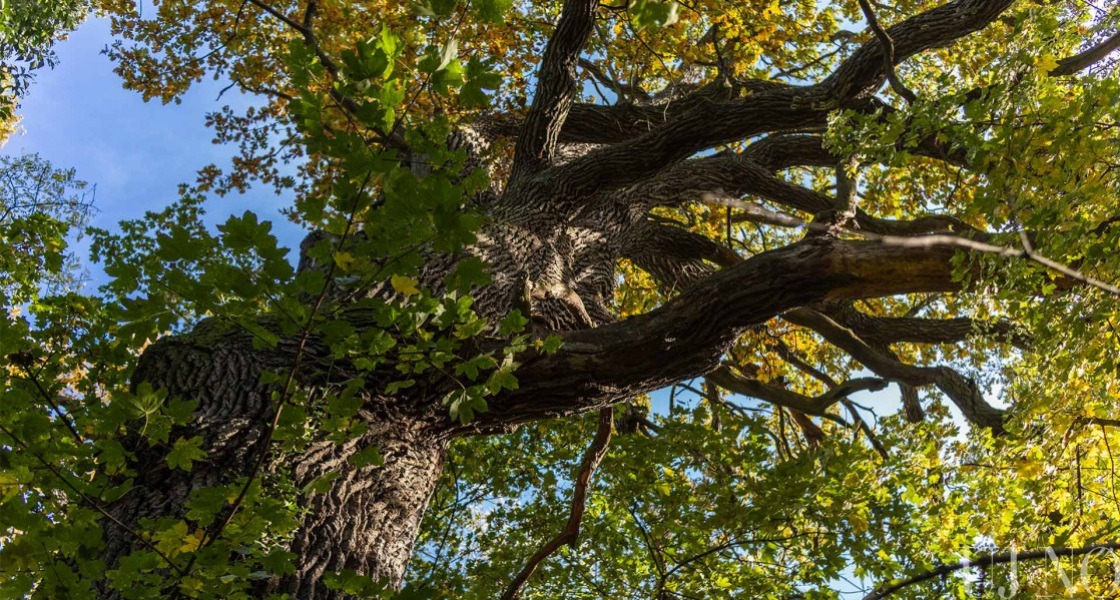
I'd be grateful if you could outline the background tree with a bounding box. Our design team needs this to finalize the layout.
[3,0,1120,599]
[0,0,91,140]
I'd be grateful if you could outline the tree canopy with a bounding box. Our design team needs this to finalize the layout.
[3,0,1120,598]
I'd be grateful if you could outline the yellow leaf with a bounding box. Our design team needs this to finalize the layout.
[391,274,420,296]
[1036,54,1059,72]
[333,251,355,270]
[153,521,189,557]
[849,513,868,533]
[179,529,206,553]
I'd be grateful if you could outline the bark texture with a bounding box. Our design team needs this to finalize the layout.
[101,322,450,599]
[279,424,447,596]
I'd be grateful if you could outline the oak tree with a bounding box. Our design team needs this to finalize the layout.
[3,0,1120,598]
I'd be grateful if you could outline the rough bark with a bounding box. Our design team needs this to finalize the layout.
[278,424,447,596]
[100,322,450,599]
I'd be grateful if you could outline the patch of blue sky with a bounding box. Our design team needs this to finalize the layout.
[1,12,305,291]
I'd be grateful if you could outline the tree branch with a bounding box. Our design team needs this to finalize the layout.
[783,308,1005,430]
[881,233,1120,298]
[546,0,1014,197]
[701,185,980,238]
[555,78,794,145]
[501,407,614,599]
[823,302,1031,350]
[1052,30,1120,76]
[471,217,1109,433]
[510,0,599,181]
[454,237,966,433]
[707,367,887,417]
[743,129,969,171]
[701,193,1118,299]
[621,218,739,291]
[856,0,917,103]
[864,543,1120,600]
[578,57,644,101]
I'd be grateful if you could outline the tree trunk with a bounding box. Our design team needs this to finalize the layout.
[277,421,448,598]
[98,320,450,599]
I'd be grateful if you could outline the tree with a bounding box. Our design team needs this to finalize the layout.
[3,0,1120,598]
[0,0,91,140]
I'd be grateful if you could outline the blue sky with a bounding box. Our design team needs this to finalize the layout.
[1,13,304,287]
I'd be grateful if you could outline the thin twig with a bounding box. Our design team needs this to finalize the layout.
[842,399,889,460]
[23,368,84,444]
[501,407,614,600]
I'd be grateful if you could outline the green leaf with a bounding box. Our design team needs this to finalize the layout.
[445,256,491,293]
[630,0,679,28]
[385,379,416,394]
[475,0,513,22]
[544,335,564,353]
[348,446,384,468]
[486,359,518,394]
[186,486,230,525]
[166,436,207,472]
[499,309,529,336]
[163,398,199,425]
[301,471,342,496]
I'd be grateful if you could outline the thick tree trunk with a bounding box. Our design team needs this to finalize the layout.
[98,321,450,599]
[277,421,448,598]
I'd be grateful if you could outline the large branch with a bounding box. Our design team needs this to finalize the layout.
[453,237,965,433]
[783,308,1005,430]
[626,153,979,237]
[1051,30,1120,76]
[510,0,598,181]
[556,78,795,145]
[621,218,739,291]
[631,154,831,213]
[741,134,840,171]
[817,0,1014,100]
[743,128,969,171]
[823,302,1031,350]
[544,0,1015,197]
